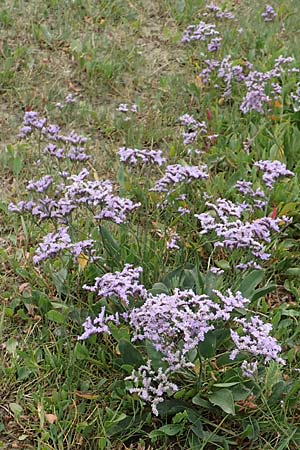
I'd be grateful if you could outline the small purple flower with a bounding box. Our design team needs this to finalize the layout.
[27,175,53,193]
[262,5,277,22]
[254,160,294,189]
[151,164,208,193]
[207,37,222,52]
[241,360,258,378]
[181,22,219,44]
[118,147,166,166]
[82,264,147,306]
[230,316,285,364]
[166,233,180,250]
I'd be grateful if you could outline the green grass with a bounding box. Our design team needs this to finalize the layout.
[1,0,300,449]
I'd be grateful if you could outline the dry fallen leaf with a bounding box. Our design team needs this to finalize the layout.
[45,413,58,424]
[75,392,99,400]
[18,282,31,295]
[77,253,89,270]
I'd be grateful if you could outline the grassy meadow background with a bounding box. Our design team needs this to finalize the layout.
[1,0,300,449]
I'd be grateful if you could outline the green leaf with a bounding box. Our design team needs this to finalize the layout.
[208,389,235,415]
[5,337,18,355]
[157,423,182,436]
[99,226,120,254]
[118,339,144,366]
[51,268,68,295]
[9,403,23,417]
[109,324,130,342]
[213,382,240,388]
[46,310,65,324]
[237,270,264,299]
[74,343,90,360]
[149,282,169,295]
[198,330,216,358]
[145,340,168,371]
[251,284,277,302]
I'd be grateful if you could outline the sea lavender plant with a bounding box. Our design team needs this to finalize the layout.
[151,164,208,193]
[262,4,277,22]
[254,160,294,189]
[118,147,166,166]
[125,362,179,416]
[82,264,147,306]
[181,21,219,44]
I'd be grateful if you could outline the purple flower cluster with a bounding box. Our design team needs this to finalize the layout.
[195,195,288,266]
[179,114,208,145]
[118,147,166,166]
[83,264,147,306]
[235,181,266,209]
[10,168,140,226]
[262,4,277,22]
[205,3,235,20]
[254,160,294,189]
[166,233,180,250]
[78,264,285,413]
[129,289,249,368]
[33,226,94,264]
[230,315,285,364]
[116,103,138,113]
[77,307,121,341]
[27,175,53,193]
[198,53,297,114]
[181,21,219,44]
[125,361,179,416]
[18,111,90,162]
[56,93,77,109]
[151,164,208,193]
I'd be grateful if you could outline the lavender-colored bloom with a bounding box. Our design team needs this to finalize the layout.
[206,3,235,20]
[236,261,262,270]
[129,289,217,366]
[151,164,208,192]
[8,200,36,214]
[210,267,224,275]
[200,58,220,84]
[18,125,33,138]
[95,195,140,224]
[240,88,270,114]
[177,206,190,216]
[254,160,294,189]
[208,37,222,52]
[235,180,265,200]
[65,93,76,104]
[230,316,285,364]
[205,198,251,219]
[33,226,94,264]
[78,307,120,340]
[83,264,147,306]
[241,360,258,378]
[27,175,53,193]
[67,146,91,162]
[179,114,200,130]
[33,226,72,264]
[166,233,180,250]
[44,143,65,159]
[118,147,166,166]
[181,21,219,44]
[117,103,129,112]
[195,195,286,263]
[125,361,179,416]
[274,55,294,68]
[262,4,277,22]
